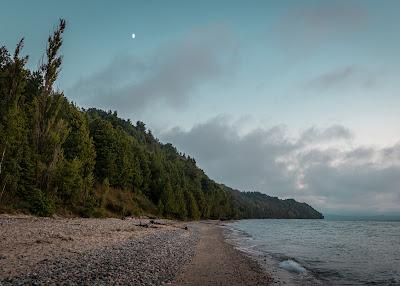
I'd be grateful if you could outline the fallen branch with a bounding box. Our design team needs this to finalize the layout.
[150,220,166,226]
[136,222,149,228]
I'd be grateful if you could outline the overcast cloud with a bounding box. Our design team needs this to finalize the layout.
[305,65,377,91]
[52,2,400,216]
[67,23,237,113]
[277,1,367,46]
[162,116,400,214]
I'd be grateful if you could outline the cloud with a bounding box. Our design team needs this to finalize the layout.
[163,116,296,196]
[67,23,237,113]
[299,125,353,144]
[161,116,400,214]
[278,1,367,39]
[275,1,368,55]
[305,65,377,91]
[300,152,400,212]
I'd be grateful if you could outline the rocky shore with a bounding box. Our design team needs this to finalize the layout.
[0,216,272,286]
[0,215,196,285]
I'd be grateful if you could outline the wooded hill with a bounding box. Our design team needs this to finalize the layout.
[0,20,323,219]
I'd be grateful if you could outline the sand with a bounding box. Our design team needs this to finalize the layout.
[172,221,273,286]
[0,215,272,285]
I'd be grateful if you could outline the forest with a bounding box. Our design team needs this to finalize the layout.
[0,20,323,219]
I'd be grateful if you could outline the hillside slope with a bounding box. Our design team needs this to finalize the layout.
[0,20,323,220]
[228,188,323,219]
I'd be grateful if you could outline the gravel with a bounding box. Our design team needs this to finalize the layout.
[0,225,198,286]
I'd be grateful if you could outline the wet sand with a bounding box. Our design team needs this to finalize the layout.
[172,221,273,286]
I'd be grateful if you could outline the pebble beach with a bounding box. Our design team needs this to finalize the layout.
[0,215,272,285]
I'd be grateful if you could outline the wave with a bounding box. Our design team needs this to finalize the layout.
[279,260,307,274]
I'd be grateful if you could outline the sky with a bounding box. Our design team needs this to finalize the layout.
[1,0,399,215]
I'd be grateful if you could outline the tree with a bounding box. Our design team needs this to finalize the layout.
[90,118,117,183]
[136,121,146,133]
[0,19,324,220]
[185,190,200,219]
[32,19,69,194]
[61,102,96,204]
[0,39,30,203]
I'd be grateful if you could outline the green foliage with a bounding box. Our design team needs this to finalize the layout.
[55,158,83,204]
[227,188,323,219]
[28,188,55,217]
[0,20,323,220]
[157,199,164,216]
[186,191,200,220]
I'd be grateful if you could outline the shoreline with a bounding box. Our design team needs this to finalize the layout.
[221,221,299,286]
[0,215,273,285]
[172,221,273,285]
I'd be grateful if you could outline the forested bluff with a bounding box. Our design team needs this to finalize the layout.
[0,20,323,220]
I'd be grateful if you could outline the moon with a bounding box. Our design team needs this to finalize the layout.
[131,33,136,39]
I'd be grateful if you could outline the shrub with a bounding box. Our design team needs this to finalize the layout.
[29,188,55,216]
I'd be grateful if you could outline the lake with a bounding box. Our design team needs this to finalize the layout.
[226,219,400,285]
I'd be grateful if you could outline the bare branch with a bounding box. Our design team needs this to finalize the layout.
[0,174,8,201]
[0,146,5,176]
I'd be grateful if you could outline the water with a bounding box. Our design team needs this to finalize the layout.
[225,219,400,285]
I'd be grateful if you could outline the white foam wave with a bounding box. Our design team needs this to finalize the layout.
[279,259,307,274]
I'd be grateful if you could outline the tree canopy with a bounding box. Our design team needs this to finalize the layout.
[0,20,323,220]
